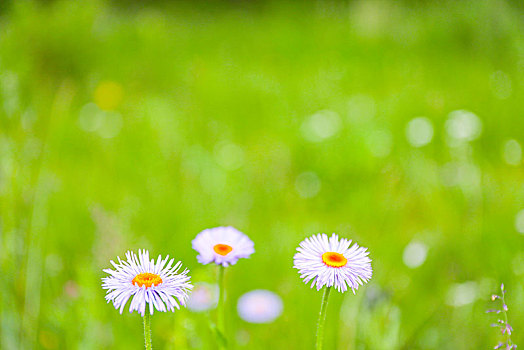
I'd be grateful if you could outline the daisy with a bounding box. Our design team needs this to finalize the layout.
[192,226,254,349]
[102,249,193,316]
[192,226,255,267]
[294,233,372,350]
[294,233,372,293]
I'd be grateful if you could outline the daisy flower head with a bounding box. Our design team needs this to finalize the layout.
[293,233,372,293]
[192,226,254,267]
[102,249,193,316]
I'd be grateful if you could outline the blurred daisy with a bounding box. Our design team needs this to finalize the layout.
[187,282,219,312]
[192,226,255,266]
[294,233,372,293]
[237,290,283,324]
[102,249,192,316]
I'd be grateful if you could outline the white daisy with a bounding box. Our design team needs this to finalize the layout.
[192,226,255,267]
[102,249,193,316]
[293,233,372,293]
[237,290,283,324]
[187,282,219,312]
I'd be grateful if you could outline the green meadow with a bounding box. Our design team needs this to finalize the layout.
[1,0,523,349]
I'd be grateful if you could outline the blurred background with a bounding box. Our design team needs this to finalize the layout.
[1,0,523,349]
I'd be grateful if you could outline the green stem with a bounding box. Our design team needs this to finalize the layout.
[143,312,152,350]
[316,286,332,350]
[217,265,226,349]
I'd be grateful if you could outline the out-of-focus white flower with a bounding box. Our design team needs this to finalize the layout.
[187,282,219,312]
[192,226,255,267]
[237,290,283,324]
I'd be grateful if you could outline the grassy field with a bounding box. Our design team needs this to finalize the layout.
[1,0,523,349]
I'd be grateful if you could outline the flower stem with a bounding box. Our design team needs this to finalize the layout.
[143,311,152,350]
[501,291,514,348]
[217,265,226,349]
[316,286,332,350]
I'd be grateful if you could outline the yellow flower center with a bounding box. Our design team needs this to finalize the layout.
[322,252,347,268]
[213,244,233,256]
[132,272,163,288]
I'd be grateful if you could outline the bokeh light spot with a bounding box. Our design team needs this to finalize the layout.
[445,110,482,143]
[503,139,522,166]
[347,94,376,122]
[94,81,124,111]
[490,70,512,100]
[301,110,342,142]
[78,103,104,132]
[295,171,321,198]
[367,129,393,158]
[406,117,433,147]
[402,241,428,268]
[446,281,478,307]
[514,209,524,234]
[97,111,123,139]
[214,142,245,170]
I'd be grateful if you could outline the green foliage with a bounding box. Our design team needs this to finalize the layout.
[0,0,523,349]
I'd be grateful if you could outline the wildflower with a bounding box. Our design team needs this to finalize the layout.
[486,309,502,314]
[187,282,219,312]
[502,324,513,336]
[293,233,372,293]
[488,283,517,350]
[237,290,283,324]
[102,249,192,316]
[192,226,255,267]
[192,226,254,349]
[294,233,372,350]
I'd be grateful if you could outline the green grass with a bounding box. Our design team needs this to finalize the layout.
[1,0,523,349]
